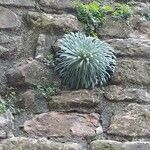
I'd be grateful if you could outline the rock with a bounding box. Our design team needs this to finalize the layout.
[0,6,21,29]
[0,137,82,150]
[107,103,150,137]
[5,59,54,87]
[0,46,9,60]
[104,85,150,103]
[97,16,132,38]
[35,34,47,60]
[90,140,123,150]
[107,38,150,59]
[112,60,150,85]
[130,15,150,34]
[0,0,35,7]
[122,141,150,150]
[133,2,150,15]
[18,90,36,109]
[25,12,79,34]
[90,140,150,150]
[24,112,101,139]
[48,89,100,112]
[0,109,14,139]
[39,0,91,12]
[0,129,7,139]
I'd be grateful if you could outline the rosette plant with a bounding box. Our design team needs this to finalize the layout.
[56,32,116,89]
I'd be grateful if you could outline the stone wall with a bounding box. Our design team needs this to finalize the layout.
[0,0,150,150]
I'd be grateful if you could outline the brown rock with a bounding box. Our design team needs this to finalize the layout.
[97,16,132,38]
[107,38,150,59]
[107,103,150,137]
[5,59,54,87]
[49,89,100,112]
[104,85,150,103]
[24,112,102,139]
[25,12,79,34]
[112,60,150,85]
[18,90,35,109]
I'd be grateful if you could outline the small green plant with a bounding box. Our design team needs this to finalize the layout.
[56,32,116,89]
[42,54,54,67]
[37,84,55,99]
[143,13,150,21]
[112,3,132,20]
[0,100,6,114]
[75,0,105,36]
[4,87,22,114]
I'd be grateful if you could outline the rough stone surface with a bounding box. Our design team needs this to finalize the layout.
[104,85,150,103]
[98,16,132,38]
[130,15,150,35]
[0,0,35,7]
[5,59,54,87]
[0,46,9,60]
[112,60,150,85]
[48,89,100,112]
[39,0,91,12]
[0,109,14,139]
[107,103,150,137]
[107,38,150,58]
[0,137,82,150]
[90,140,150,150]
[90,140,123,150]
[18,90,36,109]
[24,112,101,139]
[25,12,79,34]
[0,6,21,29]
[122,141,150,150]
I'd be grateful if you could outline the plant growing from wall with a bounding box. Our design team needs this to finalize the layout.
[75,1,133,36]
[143,13,150,21]
[112,3,132,20]
[37,84,56,99]
[75,0,105,36]
[0,100,6,114]
[56,32,116,89]
[4,87,22,114]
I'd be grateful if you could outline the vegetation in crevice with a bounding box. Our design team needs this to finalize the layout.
[75,0,133,36]
[55,32,116,89]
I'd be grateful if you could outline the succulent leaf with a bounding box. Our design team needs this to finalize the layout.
[56,32,116,89]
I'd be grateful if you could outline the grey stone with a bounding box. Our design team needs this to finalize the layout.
[0,6,21,29]
[122,141,150,150]
[0,137,82,150]
[0,0,35,7]
[112,60,150,85]
[130,15,150,35]
[5,59,54,87]
[24,112,101,139]
[107,103,150,137]
[39,0,91,12]
[0,46,9,59]
[0,109,14,139]
[25,12,79,34]
[18,90,36,109]
[97,16,132,38]
[0,129,7,139]
[90,140,123,150]
[104,85,150,103]
[107,38,150,59]
[90,140,150,150]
